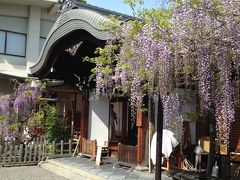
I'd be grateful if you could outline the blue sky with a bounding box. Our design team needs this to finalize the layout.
[87,0,160,16]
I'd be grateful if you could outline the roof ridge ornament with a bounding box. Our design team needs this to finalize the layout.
[58,0,77,14]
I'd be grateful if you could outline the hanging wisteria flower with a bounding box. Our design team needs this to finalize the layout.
[0,80,46,142]
[0,95,10,115]
[162,93,183,142]
[86,0,240,147]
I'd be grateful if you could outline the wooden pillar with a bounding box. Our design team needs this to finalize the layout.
[136,107,147,165]
[79,95,89,153]
[81,97,89,139]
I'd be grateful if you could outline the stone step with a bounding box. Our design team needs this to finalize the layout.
[39,160,103,180]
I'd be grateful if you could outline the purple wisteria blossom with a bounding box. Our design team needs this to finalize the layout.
[89,0,240,146]
[0,81,45,142]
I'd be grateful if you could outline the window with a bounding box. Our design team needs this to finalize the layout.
[0,30,26,57]
[39,37,46,54]
[6,32,26,56]
[0,31,6,53]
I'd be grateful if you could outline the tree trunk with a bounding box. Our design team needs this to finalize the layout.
[206,110,216,176]
[155,96,163,180]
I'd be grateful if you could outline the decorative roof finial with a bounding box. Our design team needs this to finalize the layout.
[58,0,76,14]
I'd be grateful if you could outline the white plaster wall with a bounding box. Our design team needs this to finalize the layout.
[0,16,27,34]
[0,55,26,66]
[26,6,41,71]
[40,20,55,37]
[88,94,109,146]
[0,3,28,18]
[0,2,57,76]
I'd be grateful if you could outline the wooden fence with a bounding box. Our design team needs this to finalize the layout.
[46,139,78,158]
[118,143,137,165]
[113,143,137,170]
[0,137,80,166]
[79,138,97,160]
[0,137,46,167]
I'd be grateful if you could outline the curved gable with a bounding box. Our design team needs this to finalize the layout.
[30,9,110,75]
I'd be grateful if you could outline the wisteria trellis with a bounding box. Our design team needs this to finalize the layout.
[86,0,240,146]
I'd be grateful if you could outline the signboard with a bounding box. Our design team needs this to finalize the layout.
[96,146,102,165]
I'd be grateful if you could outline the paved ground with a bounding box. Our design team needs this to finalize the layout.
[0,166,68,180]
[40,156,172,180]
[40,156,221,180]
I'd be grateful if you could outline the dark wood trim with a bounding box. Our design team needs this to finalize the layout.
[136,108,142,127]
[137,126,143,164]
[136,107,143,164]
[81,98,89,139]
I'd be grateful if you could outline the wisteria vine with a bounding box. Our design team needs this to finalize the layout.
[86,0,240,146]
[0,80,44,142]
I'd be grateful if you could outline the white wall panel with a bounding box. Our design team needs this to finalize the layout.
[0,4,28,18]
[0,55,26,66]
[40,20,55,37]
[88,94,109,146]
[0,16,27,34]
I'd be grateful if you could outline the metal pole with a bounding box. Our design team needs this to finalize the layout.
[155,95,163,180]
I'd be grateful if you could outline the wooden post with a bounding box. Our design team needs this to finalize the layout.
[69,139,72,155]
[33,144,37,162]
[9,144,13,164]
[28,145,33,162]
[36,137,39,146]
[14,145,18,163]
[3,144,7,164]
[73,136,81,157]
[0,144,2,164]
[19,144,23,163]
[155,96,163,180]
[137,108,143,165]
[3,146,7,164]
[61,140,64,155]
[96,146,102,166]
[38,144,41,163]
[81,99,89,140]
[52,141,55,156]
[24,145,28,163]
[93,140,97,157]
[42,138,46,161]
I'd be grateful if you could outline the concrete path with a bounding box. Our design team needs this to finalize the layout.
[0,166,68,180]
[39,156,172,180]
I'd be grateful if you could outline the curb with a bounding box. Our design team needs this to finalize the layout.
[39,159,104,180]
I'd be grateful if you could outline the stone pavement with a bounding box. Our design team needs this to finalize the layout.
[0,166,68,180]
[39,156,172,180]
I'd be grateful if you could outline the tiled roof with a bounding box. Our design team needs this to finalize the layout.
[72,0,135,21]
[30,0,135,76]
